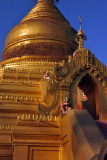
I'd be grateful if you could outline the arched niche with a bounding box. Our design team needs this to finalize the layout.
[69,71,107,120]
[78,73,100,119]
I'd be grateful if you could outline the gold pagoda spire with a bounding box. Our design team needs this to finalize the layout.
[77,16,87,49]
[38,0,54,3]
[38,0,59,3]
[2,0,77,61]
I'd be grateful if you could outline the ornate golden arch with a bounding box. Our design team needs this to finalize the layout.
[54,49,107,120]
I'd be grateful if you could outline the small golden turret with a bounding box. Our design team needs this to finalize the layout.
[77,16,87,49]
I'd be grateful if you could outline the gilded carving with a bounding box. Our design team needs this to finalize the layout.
[37,79,61,116]
[0,124,13,130]
[17,114,57,122]
[54,49,107,86]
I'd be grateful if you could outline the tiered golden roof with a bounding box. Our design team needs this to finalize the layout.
[2,0,78,61]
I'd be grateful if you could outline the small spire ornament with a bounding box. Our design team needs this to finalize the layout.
[79,16,82,26]
[77,16,87,49]
[33,0,59,3]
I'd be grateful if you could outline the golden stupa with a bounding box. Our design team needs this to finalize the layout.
[0,0,107,160]
[2,0,77,61]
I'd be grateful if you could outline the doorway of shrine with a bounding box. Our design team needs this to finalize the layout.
[78,73,100,119]
[70,73,100,120]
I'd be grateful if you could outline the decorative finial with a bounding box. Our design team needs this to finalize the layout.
[77,16,87,49]
[38,0,59,3]
[79,16,82,26]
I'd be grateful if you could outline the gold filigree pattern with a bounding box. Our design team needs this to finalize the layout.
[55,49,107,87]
[37,80,61,116]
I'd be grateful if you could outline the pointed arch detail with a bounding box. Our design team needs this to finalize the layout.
[54,50,107,120]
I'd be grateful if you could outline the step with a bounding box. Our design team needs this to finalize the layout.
[95,120,107,139]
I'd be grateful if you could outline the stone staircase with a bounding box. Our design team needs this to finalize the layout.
[95,120,107,139]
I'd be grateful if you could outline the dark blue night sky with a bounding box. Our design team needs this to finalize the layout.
[0,0,107,65]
